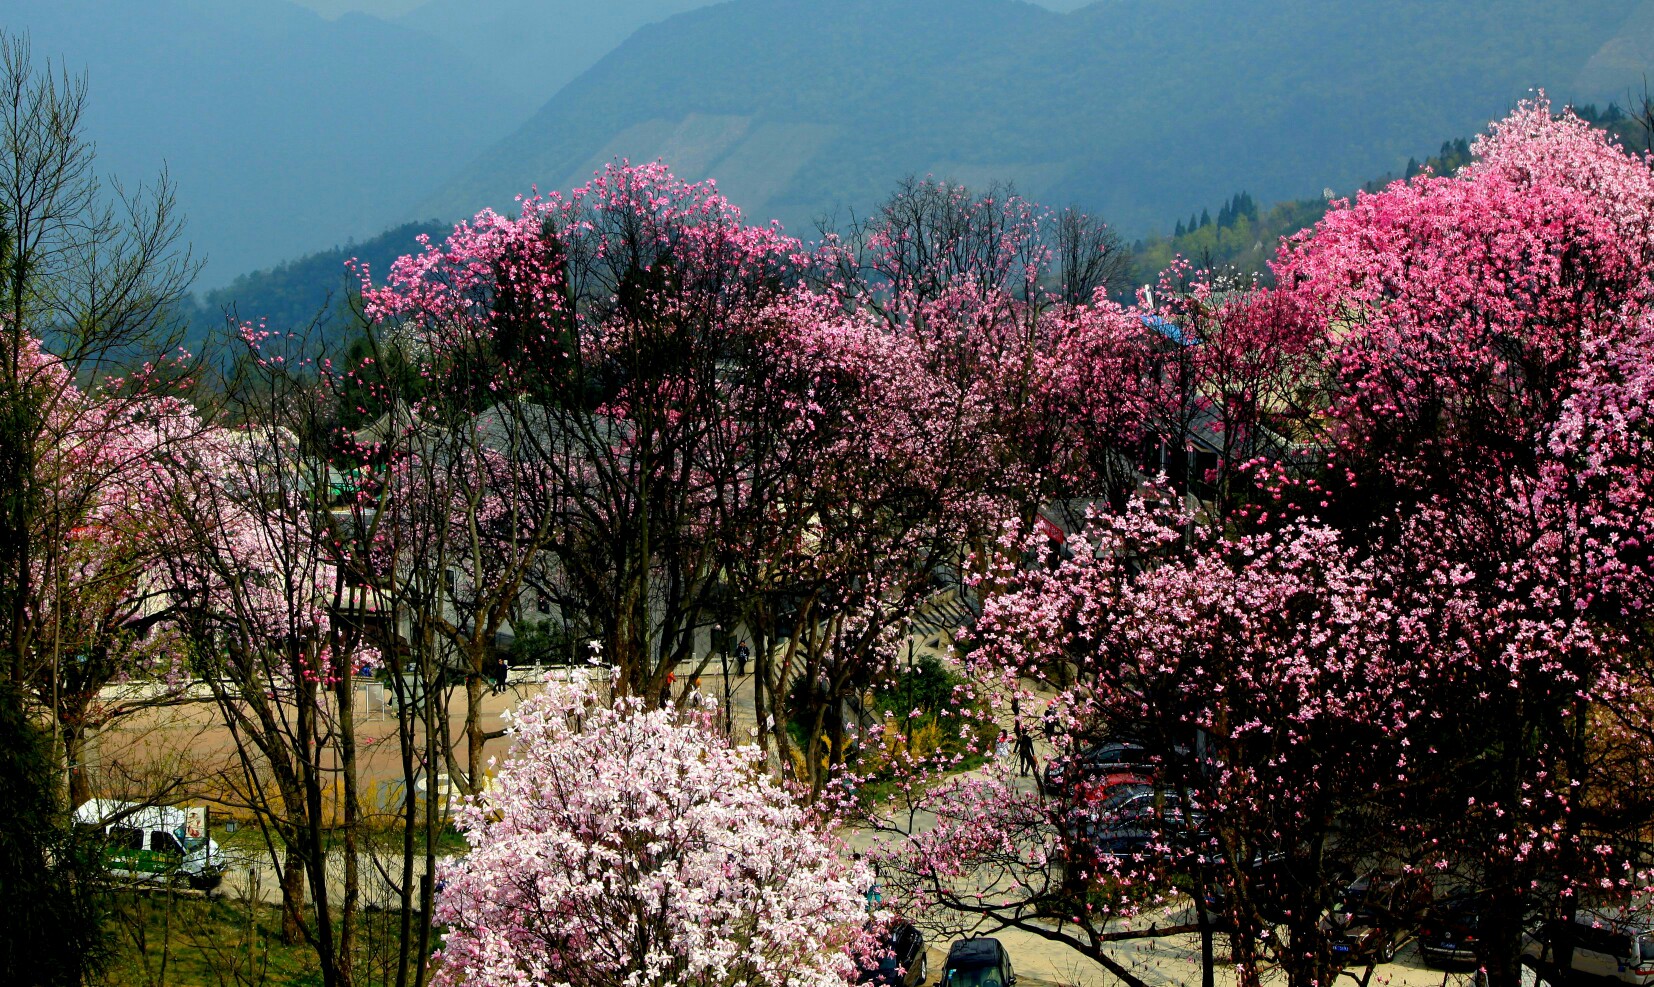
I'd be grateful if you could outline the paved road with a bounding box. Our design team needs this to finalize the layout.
[211,841,446,913]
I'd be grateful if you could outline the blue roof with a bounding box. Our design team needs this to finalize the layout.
[1141,314,1193,346]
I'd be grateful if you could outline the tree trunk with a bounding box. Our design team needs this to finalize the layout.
[1195,866,1215,987]
[464,663,485,793]
[280,844,307,946]
[335,666,360,987]
[65,726,90,808]
[752,632,769,761]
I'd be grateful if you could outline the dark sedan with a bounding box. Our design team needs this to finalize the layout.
[1321,871,1432,964]
[1418,891,1488,966]
[942,936,1015,987]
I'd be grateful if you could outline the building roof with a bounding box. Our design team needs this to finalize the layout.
[1142,314,1193,347]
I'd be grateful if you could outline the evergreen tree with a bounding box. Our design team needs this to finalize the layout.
[1199,208,1212,228]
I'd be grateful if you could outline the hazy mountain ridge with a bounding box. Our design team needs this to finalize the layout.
[422,0,1654,238]
[13,0,1654,293]
[188,102,1653,357]
[394,0,713,107]
[179,132,1454,351]
[185,218,451,352]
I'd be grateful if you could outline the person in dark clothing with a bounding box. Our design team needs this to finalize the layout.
[734,640,750,676]
[1016,725,1038,779]
[1041,704,1060,741]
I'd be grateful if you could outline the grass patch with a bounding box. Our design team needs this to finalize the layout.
[211,820,469,860]
[99,888,442,987]
[99,891,321,987]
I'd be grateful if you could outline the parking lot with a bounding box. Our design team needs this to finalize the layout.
[954,923,1504,987]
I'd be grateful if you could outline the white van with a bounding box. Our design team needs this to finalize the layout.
[73,799,225,891]
[1524,909,1654,984]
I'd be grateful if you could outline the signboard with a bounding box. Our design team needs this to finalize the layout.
[184,806,206,840]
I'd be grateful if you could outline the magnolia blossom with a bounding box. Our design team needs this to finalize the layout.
[432,679,872,987]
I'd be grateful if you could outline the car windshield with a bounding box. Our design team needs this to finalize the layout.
[1333,881,1375,914]
[945,967,1004,987]
[1102,786,1153,808]
[1640,932,1654,962]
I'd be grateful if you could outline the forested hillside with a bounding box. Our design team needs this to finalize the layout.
[185,220,449,352]
[425,0,1653,238]
[13,0,1654,285]
[1125,140,1479,289]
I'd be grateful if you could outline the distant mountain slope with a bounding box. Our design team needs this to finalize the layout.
[394,0,1098,105]
[422,0,1649,237]
[199,110,1645,350]
[5,0,528,284]
[396,0,712,107]
[1576,0,1654,95]
[187,219,450,351]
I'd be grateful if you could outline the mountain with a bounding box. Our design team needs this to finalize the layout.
[186,219,450,352]
[1576,0,1654,95]
[395,0,713,108]
[3,0,530,284]
[393,0,1097,106]
[420,0,1653,238]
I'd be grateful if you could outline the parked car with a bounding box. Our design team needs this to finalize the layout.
[1044,740,1159,794]
[1321,871,1432,964]
[858,920,928,987]
[1101,783,1203,829]
[73,799,225,890]
[1523,909,1654,984]
[1062,783,1201,865]
[1417,890,1489,966]
[941,936,1016,987]
[1085,823,1159,861]
[1200,852,1301,927]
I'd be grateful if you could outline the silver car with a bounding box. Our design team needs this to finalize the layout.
[1524,909,1654,985]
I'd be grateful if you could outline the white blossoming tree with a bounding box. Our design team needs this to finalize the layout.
[431,678,873,987]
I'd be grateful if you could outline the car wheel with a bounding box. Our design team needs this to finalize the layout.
[918,955,928,984]
[1376,939,1395,964]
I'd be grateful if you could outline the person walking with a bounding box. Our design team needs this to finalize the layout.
[734,640,750,676]
[853,853,881,911]
[994,729,1011,766]
[1016,725,1038,779]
